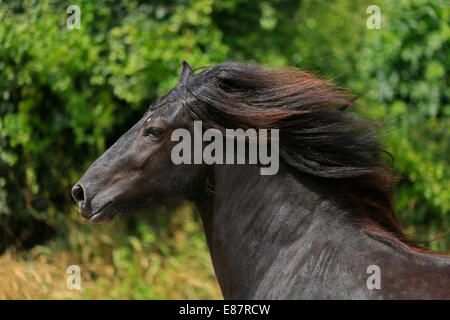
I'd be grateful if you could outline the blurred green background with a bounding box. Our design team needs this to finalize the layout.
[0,0,448,299]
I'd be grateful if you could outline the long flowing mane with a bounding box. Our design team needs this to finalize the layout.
[183,61,422,250]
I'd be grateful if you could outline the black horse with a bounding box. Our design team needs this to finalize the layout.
[72,61,450,299]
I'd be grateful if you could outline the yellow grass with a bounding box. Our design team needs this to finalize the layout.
[0,206,222,300]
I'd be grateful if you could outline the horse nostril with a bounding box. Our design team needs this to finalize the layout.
[71,184,85,204]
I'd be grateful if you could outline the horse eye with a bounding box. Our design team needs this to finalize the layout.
[144,126,164,138]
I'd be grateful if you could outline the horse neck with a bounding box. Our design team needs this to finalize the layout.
[195,162,368,299]
[195,163,450,299]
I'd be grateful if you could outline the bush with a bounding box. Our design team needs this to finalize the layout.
[353,0,449,250]
[0,0,229,250]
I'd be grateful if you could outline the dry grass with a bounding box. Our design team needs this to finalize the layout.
[0,206,222,300]
[0,250,83,299]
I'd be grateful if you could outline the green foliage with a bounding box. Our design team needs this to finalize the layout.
[353,0,449,250]
[71,206,221,299]
[0,0,229,248]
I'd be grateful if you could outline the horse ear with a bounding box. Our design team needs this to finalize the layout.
[179,60,193,84]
